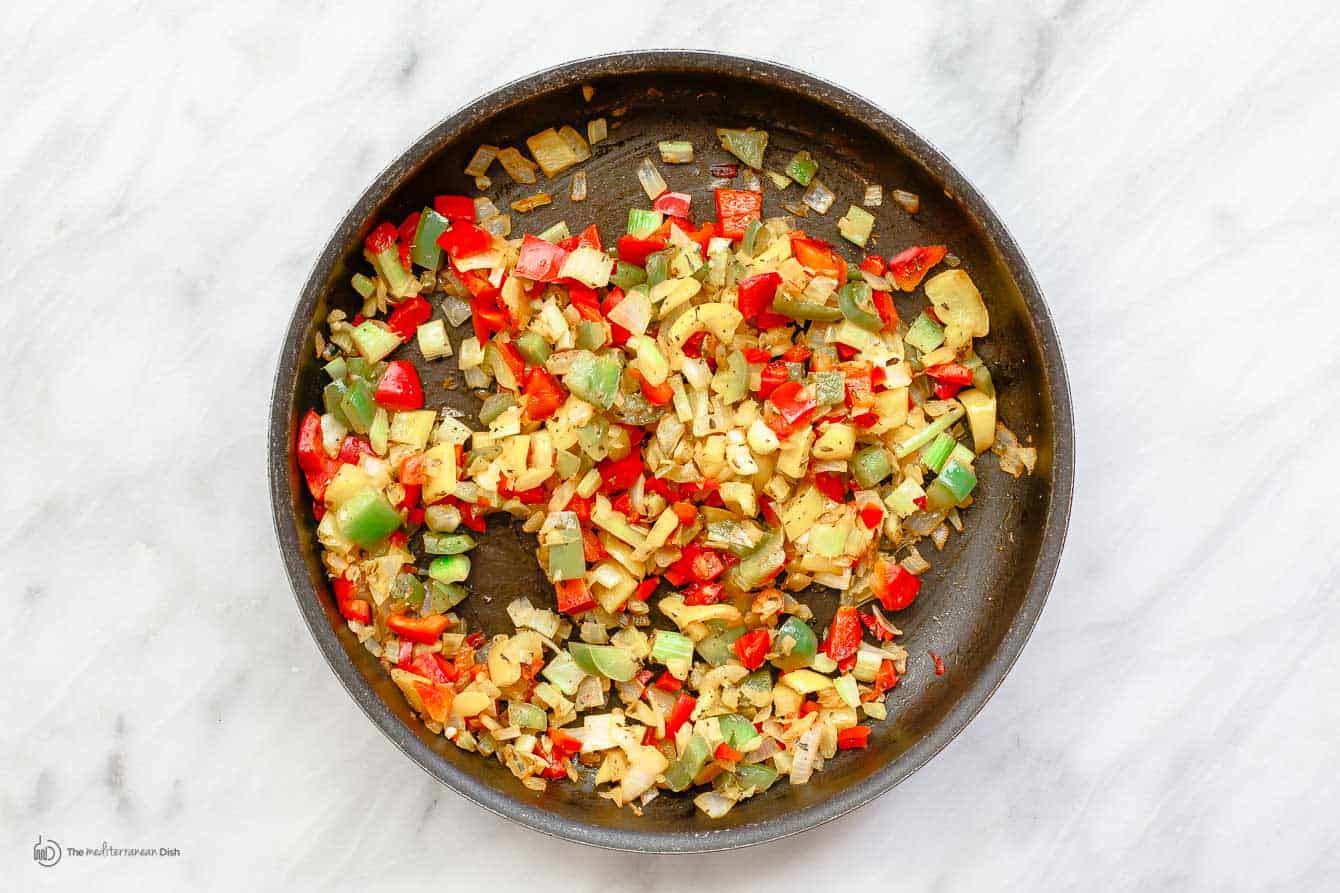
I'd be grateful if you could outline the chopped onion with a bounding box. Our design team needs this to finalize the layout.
[694,791,737,819]
[606,286,651,334]
[473,196,500,221]
[765,169,791,189]
[480,214,511,237]
[802,179,835,214]
[781,200,809,218]
[658,140,694,164]
[510,193,552,213]
[863,184,883,207]
[440,296,472,327]
[901,546,931,575]
[474,175,491,191]
[582,84,595,102]
[464,144,498,177]
[558,125,592,162]
[526,128,580,178]
[558,246,614,288]
[570,170,588,203]
[892,189,920,214]
[739,168,762,193]
[498,147,538,185]
[637,157,667,200]
[789,725,823,785]
[587,118,608,145]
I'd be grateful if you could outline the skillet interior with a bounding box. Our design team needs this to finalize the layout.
[269,51,1073,853]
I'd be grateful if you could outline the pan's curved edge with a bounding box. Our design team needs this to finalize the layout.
[268,49,1075,854]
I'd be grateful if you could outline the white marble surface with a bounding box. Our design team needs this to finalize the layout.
[4,0,1339,889]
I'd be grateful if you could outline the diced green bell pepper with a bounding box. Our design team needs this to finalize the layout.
[905,312,946,353]
[515,331,551,366]
[563,351,621,409]
[735,763,779,792]
[367,242,414,297]
[645,249,672,288]
[323,379,350,425]
[391,572,425,608]
[784,150,818,186]
[568,643,638,681]
[716,128,768,170]
[428,554,470,584]
[729,529,785,591]
[664,734,712,791]
[813,370,845,405]
[696,622,745,666]
[427,579,468,612]
[576,320,606,350]
[772,297,843,322]
[350,320,403,362]
[610,261,647,291]
[479,392,517,425]
[411,208,450,270]
[339,377,377,434]
[627,208,663,239]
[718,714,760,750]
[772,616,817,671]
[337,488,403,547]
[838,282,882,331]
[323,357,347,381]
[927,459,977,510]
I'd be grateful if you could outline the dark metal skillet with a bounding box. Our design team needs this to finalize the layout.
[268,50,1074,853]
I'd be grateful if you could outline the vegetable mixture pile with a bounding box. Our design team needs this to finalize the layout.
[299,121,1035,818]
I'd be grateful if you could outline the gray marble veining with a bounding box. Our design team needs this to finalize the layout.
[3,0,1339,889]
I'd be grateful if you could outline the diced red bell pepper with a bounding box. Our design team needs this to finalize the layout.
[337,435,375,465]
[387,612,452,644]
[888,245,947,291]
[843,366,876,411]
[555,578,596,615]
[859,254,887,277]
[757,362,789,399]
[665,693,697,737]
[931,651,946,676]
[790,235,848,282]
[567,494,593,523]
[652,191,692,218]
[575,223,603,252]
[681,330,708,358]
[762,406,795,439]
[836,725,871,750]
[671,501,697,525]
[408,651,454,684]
[364,221,398,254]
[597,452,643,494]
[860,612,896,643]
[470,295,510,346]
[433,194,475,222]
[871,288,898,330]
[581,527,606,563]
[522,367,565,421]
[374,360,424,411]
[399,483,421,511]
[925,363,975,386]
[459,501,487,533]
[710,162,739,178]
[934,381,965,400]
[715,742,743,763]
[631,368,673,405]
[736,271,781,322]
[399,453,427,486]
[652,670,682,692]
[514,234,570,282]
[822,606,863,664]
[496,340,526,383]
[610,492,639,521]
[769,381,818,425]
[601,286,631,346]
[549,726,583,757]
[683,581,723,605]
[714,188,763,240]
[436,221,494,259]
[743,347,771,363]
[386,295,433,341]
[733,628,770,671]
[296,411,326,475]
[755,311,792,329]
[398,214,421,271]
[782,345,811,364]
[859,503,884,529]
[634,577,660,602]
[338,597,371,624]
[567,283,604,321]
[617,234,667,266]
[834,342,859,361]
[871,558,922,611]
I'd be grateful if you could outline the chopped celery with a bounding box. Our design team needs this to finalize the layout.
[537,220,570,243]
[351,272,376,299]
[428,554,470,584]
[813,370,845,404]
[664,734,712,791]
[323,356,347,381]
[837,205,876,247]
[610,261,647,291]
[833,674,860,709]
[921,432,957,473]
[547,540,585,582]
[885,477,927,518]
[350,321,402,363]
[515,331,551,366]
[893,405,965,458]
[368,407,389,455]
[658,140,694,163]
[927,459,977,510]
[716,128,768,170]
[423,532,476,555]
[627,208,663,238]
[851,445,893,488]
[784,150,818,186]
[905,312,946,353]
[644,250,672,288]
[424,503,461,532]
[367,241,414,297]
[650,630,694,678]
[411,208,450,269]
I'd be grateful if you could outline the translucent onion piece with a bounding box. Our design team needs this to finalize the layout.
[892,189,920,214]
[658,140,694,164]
[558,125,592,162]
[739,168,762,193]
[464,144,498,177]
[526,129,580,178]
[474,175,491,191]
[498,147,538,185]
[587,118,608,145]
[781,201,810,218]
[480,214,511,237]
[570,170,588,203]
[765,169,791,189]
[802,179,835,214]
[789,725,823,785]
[863,184,883,207]
[473,196,500,221]
[637,157,667,200]
[510,192,553,213]
[440,296,472,327]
